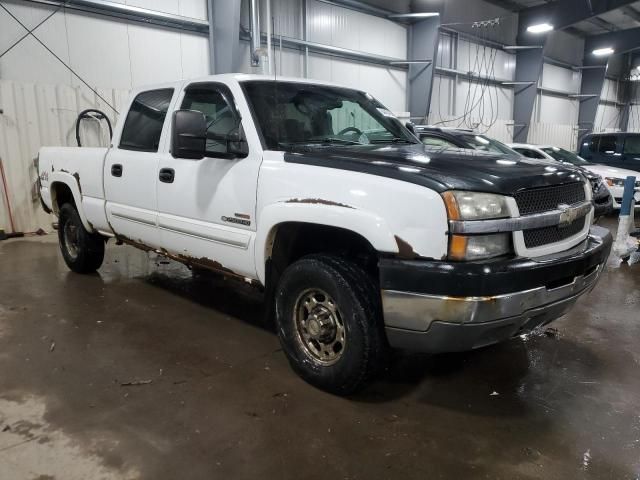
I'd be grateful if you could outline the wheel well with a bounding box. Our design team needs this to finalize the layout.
[265,222,379,295]
[50,182,75,214]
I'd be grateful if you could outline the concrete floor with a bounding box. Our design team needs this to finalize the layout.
[0,217,639,480]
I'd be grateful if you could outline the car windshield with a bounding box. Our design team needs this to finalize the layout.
[541,147,593,166]
[457,134,519,155]
[241,81,417,150]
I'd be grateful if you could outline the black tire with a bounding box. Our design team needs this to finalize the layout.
[58,203,105,273]
[274,254,387,395]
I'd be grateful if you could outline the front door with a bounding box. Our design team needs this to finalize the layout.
[156,82,261,278]
[104,88,176,248]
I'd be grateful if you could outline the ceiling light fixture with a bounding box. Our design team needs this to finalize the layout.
[526,23,554,33]
[592,47,614,56]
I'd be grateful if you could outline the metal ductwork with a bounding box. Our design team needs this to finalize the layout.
[249,0,270,73]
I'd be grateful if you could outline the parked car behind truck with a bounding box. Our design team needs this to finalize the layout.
[38,74,612,394]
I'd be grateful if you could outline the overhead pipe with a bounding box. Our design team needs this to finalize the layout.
[22,0,209,35]
[249,0,261,67]
[239,29,429,71]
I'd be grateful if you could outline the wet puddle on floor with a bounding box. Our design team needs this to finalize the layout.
[0,395,140,479]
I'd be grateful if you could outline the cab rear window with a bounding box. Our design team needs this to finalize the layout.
[120,89,174,152]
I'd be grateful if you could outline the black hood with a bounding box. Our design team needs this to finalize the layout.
[284,144,587,195]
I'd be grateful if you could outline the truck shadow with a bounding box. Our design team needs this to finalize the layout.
[134,264,605,418]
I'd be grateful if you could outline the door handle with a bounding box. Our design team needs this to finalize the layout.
[111,164,123,177]
[159,168,175,183]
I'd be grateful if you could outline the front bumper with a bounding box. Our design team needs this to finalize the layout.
[379,226,612,353]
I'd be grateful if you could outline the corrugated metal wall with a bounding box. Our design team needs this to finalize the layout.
[0,80,129,233]
[0,0,209,89]
[241,0,409,113]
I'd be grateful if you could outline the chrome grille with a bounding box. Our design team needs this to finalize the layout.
[523,216,586,249]
[514,182,585,215]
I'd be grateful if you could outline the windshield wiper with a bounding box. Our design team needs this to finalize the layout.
[278,138,363,147]
[370,137,413,144]
[314,137,363,145]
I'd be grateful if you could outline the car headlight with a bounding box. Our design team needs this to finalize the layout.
[605,177,625,187]
[442,191,512,261]
[441,191,510,220]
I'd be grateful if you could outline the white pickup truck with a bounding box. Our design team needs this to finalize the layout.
[38,74,612,394]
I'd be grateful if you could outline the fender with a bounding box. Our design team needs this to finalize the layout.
[254,201,400,284]
[49,172,94,232]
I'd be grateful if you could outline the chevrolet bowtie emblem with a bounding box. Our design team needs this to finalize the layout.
[558,203,579,227]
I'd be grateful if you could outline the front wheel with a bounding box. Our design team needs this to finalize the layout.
[274,254,387,395]
[58,203,105,273]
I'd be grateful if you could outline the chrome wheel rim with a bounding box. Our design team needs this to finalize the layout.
[293,288,346,365]
[63,219,80,260]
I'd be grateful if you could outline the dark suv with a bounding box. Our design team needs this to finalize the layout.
[578,132,640,172]
[413,126,613,219]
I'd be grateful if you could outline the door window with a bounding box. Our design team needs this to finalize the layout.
[597,135,617,155]
[420,135,458,148]
[180,85,240,156]
[514,148,545,159]
[120,89,174,152]
[623,136,640,155]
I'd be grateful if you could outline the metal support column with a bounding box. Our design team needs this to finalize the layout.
[407,16,440,122]
[512,47,545,142]
[577,59,607,137]
[208,0,242,74]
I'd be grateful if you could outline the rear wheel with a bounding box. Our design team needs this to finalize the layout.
[58,203,105,273]
[275,254,387,395]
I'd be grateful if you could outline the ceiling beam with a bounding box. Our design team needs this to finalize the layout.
[586,26,640,55]
[477,0,524,12]
[519,0,638,32]
[621,5,640,22]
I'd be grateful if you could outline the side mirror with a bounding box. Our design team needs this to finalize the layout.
[172,110,206,159]
[405,121,416,135]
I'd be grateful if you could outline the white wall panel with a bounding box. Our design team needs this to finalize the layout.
[127,24,183,87]
[594,103,622,132]
[306,0,406,59]
[429,75,454,119]
[629,105,640,132]
[600,78,620,103]
[454,79,513,120]
[535,94,579,125]
[528,123,579,150]
[0,1,210,91]
[456,39,515,81]
[260,0,303,39]
[0,2,72,85]
[0,80,129,233]
[541,64,581,94]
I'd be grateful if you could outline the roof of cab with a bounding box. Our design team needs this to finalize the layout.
[129,74,351,96]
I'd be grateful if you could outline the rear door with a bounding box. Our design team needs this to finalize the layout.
[586,134,622,167]
[104,87,177,248]
[621,135,640,172]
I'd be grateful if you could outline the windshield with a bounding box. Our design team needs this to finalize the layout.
[457,134,519,155]
[541,147,592,165]
[241,81,417,150]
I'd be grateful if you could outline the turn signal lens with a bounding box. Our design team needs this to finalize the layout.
[449,234,511,261]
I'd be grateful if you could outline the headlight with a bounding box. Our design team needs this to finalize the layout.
[442,191,509,220]
[448,233,511,261]
[605,177,625,187]
[441,191,512,261]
